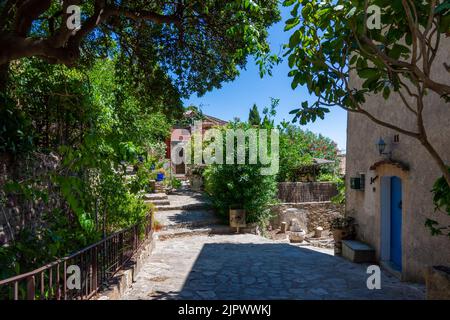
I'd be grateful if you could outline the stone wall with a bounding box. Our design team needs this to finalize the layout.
[270,202,344,233]
[278,182,338,203]
[346,38,450,282]
[0,152,63,246]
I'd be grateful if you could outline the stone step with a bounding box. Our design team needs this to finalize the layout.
[145,199,171,206]
[342,240,375,263]
[154,209,220,227]
[143,193,168,201]
[174,175,189,181]
[161,219,223,231]
[156,225,233,241]
[155,202,211,211]
[125,166,135,174]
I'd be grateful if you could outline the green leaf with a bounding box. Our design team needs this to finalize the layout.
[435,1,450,14]
[358,68,378,79]
[289,30,301,48]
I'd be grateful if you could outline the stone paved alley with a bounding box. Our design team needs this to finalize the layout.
[122,188,425,300]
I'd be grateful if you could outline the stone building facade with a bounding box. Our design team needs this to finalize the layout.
[346,40,450,282]
[167,110,228,176]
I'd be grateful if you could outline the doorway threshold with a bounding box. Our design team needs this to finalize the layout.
[380,260,402,280]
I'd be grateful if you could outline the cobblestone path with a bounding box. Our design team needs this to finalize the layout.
[122,188,425,300]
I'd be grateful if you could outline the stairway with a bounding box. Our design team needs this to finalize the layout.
[122,164,231,240]
[145,186,232,240]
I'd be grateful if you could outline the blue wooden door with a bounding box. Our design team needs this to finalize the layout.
[390,177,402,271]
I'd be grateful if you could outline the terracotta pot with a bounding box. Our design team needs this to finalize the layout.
[332,228,350,255]
[190,175,203,191]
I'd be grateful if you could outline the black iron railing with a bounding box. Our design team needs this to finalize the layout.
[0,214,153,300]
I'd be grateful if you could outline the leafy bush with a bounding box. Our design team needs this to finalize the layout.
[427,167,450,237]
[203,122,278,226]
[0,97,34,154]
[0,57,172,280]
[277,122,339,182]
[330,216,355,230]
[331,177,346,205]
[316,172,336,182]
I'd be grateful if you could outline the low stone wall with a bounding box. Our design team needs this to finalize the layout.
[270,202,344,233]
[278,182,338,203]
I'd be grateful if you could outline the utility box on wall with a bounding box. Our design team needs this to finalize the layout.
[350,173,365,191]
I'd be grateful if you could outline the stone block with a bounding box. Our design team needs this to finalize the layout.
[342,240,375,263]
[314,226,323,238]
[425,266,450,300]
[280,222,287,233]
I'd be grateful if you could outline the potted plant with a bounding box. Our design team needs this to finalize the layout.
[331,216,355,255]
[156,168,166,182]
[229,204,246,233]
[190,165,205,191]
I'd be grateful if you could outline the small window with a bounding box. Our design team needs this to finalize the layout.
[393,134,400,143]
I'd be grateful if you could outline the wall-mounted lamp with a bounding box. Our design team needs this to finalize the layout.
[377,137,392,157]
[370,175,379,185]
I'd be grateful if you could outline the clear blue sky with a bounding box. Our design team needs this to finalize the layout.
[183,5,347,151]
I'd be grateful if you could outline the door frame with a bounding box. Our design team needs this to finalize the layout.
[380,176,392,262]
[380,175,403,272]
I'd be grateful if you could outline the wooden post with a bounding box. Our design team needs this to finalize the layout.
[26,276,35,300]
[280,222,287,233]
[93,247,98,292]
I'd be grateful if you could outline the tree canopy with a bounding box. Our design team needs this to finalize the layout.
[0,0,280,96]
[283,0,450,185]
[248,104,261,125]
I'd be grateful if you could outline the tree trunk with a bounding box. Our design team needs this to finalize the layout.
[0,63,9,114]
[0,63,9,93]
[420,137,450,187]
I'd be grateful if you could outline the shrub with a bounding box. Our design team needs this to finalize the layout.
[277,123,339,182]
[427,167,450,237]
[203,122,278,227]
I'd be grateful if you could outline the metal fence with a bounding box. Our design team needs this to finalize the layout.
[0,215,153,300]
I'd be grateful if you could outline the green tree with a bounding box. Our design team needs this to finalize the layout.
[0,1,281,96]
[283,0,450,234]
[0,56,174,277]
[277,123,339,182]
[248,104,262,125]
[203,121,278,227]
[283,0,450,185]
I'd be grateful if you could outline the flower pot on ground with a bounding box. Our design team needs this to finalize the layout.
[331,216,355,255]
[190,174,203,191]
[155,168,166,182]
[425,266,450,300]
[229,206,246,233]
